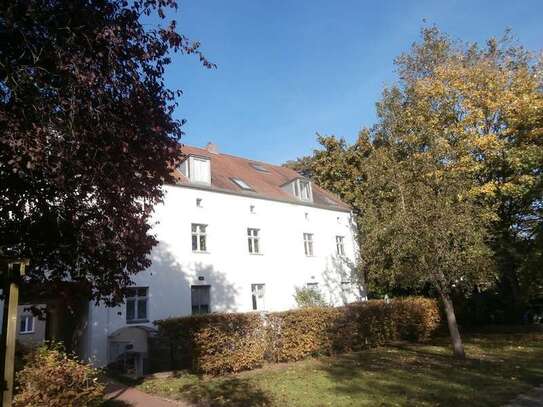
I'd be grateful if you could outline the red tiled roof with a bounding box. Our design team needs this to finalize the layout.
[171,145,351,211]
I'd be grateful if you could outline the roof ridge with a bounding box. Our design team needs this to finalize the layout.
[181,144,289,170]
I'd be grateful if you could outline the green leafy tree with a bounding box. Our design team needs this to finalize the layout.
[384,27,543,319]
[307,133,493,358]
[292,27,542,357]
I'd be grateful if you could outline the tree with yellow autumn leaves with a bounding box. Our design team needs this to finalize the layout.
[287,27,542,358]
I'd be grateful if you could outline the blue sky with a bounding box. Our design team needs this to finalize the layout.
[160,0,543,164]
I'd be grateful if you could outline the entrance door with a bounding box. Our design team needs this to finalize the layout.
[251,284,265,310]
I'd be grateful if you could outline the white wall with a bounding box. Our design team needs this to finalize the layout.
[84,185,361,366]
[0,300,47,347]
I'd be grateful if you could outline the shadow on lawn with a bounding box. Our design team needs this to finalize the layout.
[318,333,543,407]
[178,377,274,407]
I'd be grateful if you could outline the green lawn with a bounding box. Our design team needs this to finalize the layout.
[137,328,543,407]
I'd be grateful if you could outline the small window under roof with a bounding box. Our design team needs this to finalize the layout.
[250,162,270,173]
[230,177,254,191]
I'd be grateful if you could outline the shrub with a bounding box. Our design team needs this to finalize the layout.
[293,286,328,308]
[268,298,440,362]
[267,307,341,362]
[155,312,267,375]
[14,343,104,407]
[154,296,440,375]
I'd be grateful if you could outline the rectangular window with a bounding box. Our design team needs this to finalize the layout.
[247,228,261,254]
[126,287,148,323]
[191,285,211,315]
[336,235,345,256]
[19,315,34,334]
[190,156,211,184]
[251,284,266,310]
[192,224,207,252]
[299,180,311,200]
[303,233,314,256]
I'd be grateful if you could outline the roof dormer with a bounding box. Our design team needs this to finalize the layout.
[179,155,211,185]
[281,178,313,202]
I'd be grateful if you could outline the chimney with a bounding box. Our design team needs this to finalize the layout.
[206,142,219,155]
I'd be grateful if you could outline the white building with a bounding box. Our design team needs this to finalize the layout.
[76,143,363,375]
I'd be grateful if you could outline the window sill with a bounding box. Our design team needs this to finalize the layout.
[19,331,35,335]
[192,251,210,254]
[249,252,264,256]
[126,320,149,325]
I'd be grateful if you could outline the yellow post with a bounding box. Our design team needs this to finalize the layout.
[1,260,27,407]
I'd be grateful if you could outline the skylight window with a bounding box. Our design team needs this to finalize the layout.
[250,163,270,173]
[231,177,254,191]
[323,196,338,206]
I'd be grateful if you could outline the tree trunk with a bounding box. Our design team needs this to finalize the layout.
[439,290,465,359]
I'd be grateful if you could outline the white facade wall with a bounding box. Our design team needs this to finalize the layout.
[83,184,361,367]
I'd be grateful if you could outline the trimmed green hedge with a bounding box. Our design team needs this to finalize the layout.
[154,297,440,375]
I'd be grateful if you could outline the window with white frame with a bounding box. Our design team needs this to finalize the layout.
[293,179,312,201]
[192,224,207,252]
[191,285,210,315]
[250,163,270,173]
[299,179,311,200]
[336,235,345,256]
[303,233,314,256]
[19,314,34,334]
[189,156,211,184]
[247,228,261,254]
[231,177,254,191]
[126,287,148,323]
[251,284,266,310]
[283,178,313,202]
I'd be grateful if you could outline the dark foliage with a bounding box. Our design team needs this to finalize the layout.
[0,0,213,304]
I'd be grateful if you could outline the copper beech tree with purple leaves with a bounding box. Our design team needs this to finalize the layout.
[0,0,214,305]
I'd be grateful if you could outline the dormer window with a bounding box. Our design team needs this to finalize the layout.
[231,177,254,191]
[181,156,210,185]
[296,179,312,201]
[281,178,314,202]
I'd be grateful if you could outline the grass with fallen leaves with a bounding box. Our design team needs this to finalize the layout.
[138,328,543,406]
